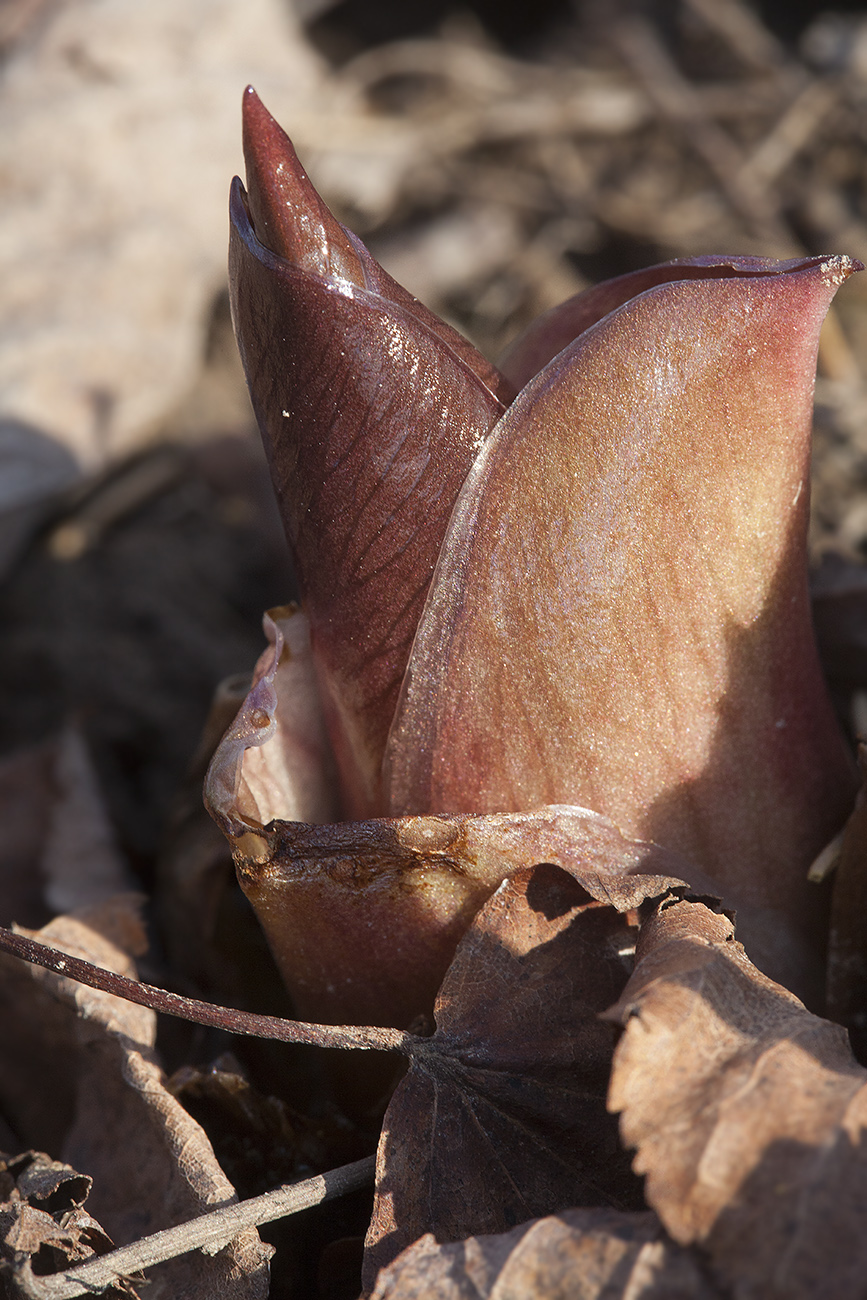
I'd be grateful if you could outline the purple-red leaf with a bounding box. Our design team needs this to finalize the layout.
[385,256,858,994]
[230,91,510,818]
[498,255,829,388]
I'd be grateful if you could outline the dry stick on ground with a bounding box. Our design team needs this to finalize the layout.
[13,1156,376,1300]
[0,923,407,1296]
[681,0,788,74]
[611,15,783,233]
[0,924,417,1053]
[736,79,837,197]
[610,15,860,383]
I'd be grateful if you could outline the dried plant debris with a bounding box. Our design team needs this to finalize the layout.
[0,902,271,1299]
[0,0,323,465]
[362,864,679,1287]
[606,895,867,1300]
[0,1149,133,1300]
[368,1207,722,1300]
[827,747,867,1050]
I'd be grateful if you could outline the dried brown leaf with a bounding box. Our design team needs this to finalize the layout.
[362,864,680,1288]
[607,896,867,1299]
[0,0,322,462]
[3,1151,91,1214]
[827,745,867,1048]
[0,902,271,1299]
[0,1150,127,1298]
[368,1208,721,1300]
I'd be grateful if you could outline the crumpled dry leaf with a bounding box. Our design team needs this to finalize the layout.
[0,1149,131,1297]
[362,864,684,1288]
[0,899,271,1299]
[367,1207,722,1300]
[606,895,867,1299]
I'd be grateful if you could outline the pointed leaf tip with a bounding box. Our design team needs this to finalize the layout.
[240,86,365,287]
[230,97,510,815]
[819,253,862,286]
[500,253,864,390]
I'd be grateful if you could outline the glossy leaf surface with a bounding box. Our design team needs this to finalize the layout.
[230,92,509,817]
[386,258,857,989]
[498,255,828,389]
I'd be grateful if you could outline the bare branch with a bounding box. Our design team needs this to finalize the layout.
[17,1155,376,1299]
[0,925,415,1054]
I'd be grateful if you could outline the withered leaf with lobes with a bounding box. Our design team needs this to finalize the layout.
[206,85,859,1026]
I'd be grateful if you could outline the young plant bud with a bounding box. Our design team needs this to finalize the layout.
[211,91,860,1022]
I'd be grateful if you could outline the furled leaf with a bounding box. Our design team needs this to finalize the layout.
[230,91,509,817]
[240,88,512,403]
[207,633,688,1030]
[607,895,867,1300]
[362,864,682,1288]
[207,607,689,1029]
[368,1208,722,1300]
[386,257,858,997]
[205,606,339,835]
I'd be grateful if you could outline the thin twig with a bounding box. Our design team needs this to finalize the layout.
[0,926,416,1055]
[737,79,837,195]
[18,1156,376,1299]
[611,16,784,233]
[681,0,787,74]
